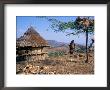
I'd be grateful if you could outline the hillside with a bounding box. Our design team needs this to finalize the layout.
[47,40,87,53]
[47,40,68,47]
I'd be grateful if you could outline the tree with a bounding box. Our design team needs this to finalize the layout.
[37,16,94,63]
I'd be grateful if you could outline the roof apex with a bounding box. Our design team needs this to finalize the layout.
[24,26,40,36]
[17,26,48,47]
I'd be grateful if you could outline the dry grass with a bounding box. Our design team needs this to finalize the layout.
[16,52,94,75]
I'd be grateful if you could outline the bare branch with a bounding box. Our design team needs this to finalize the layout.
[66,32,76,36]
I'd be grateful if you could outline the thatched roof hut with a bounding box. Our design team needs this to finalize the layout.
[16,26,49,48]
[16,26,50,61]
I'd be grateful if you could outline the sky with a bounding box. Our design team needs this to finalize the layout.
[16,16,94,45]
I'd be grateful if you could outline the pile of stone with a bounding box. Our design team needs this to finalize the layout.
[21,64,56,75]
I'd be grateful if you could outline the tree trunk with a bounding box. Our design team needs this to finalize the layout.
[85,29,88,63]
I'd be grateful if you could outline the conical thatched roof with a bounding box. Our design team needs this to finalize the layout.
[16,27,49,47]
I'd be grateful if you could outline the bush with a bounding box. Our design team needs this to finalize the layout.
[48,51,65,57]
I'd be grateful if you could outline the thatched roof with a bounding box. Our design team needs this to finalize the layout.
[16,27,49,47]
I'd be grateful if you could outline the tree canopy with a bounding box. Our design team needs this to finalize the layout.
[47,16,94,36]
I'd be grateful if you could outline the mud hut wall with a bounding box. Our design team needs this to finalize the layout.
[42,47,48,52]
[33,47,48,53]
[17,46,49,61]
[16,47,41,55]
[17,50,27,55]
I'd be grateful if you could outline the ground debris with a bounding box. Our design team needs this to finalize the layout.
[16,53,94,75]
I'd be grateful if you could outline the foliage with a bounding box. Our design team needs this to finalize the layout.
[76,48,86,53]
[48,51,65,57]
[45,16,94,36]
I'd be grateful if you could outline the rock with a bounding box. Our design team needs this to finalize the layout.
[23,64,40,74]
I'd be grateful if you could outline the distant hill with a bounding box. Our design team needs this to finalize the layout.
[47,40,87,53]
[47,40,68,48]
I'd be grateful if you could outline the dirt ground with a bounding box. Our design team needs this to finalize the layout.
[16,52,94,75]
